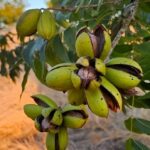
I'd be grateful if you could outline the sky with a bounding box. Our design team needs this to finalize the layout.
[25,0,47,10]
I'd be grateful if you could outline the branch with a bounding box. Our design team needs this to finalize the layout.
[105,0,139,62]
[45,1,122,12]
[46,4,98,12]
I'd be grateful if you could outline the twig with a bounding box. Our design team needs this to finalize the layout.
[105,0,139,62]
[96,134,126,147]
[46,1,122,12]
[46,4,98,12]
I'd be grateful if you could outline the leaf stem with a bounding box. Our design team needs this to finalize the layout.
[130,96,135,133]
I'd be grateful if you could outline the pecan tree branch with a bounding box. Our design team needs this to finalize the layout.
[105,0,139,62]
[46,4,98,12]
[46,1,122,12]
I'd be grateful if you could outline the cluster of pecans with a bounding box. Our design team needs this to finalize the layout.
[46,25,143,116]
[17,9,143,150]
[16,9,56,40]
[24,94,88,149]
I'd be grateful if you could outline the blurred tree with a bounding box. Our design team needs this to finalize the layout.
[46,0,53,7]
[0,0,25,82]
[0,0,24,24]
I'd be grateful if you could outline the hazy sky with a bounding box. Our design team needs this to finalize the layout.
[25,0,47,9]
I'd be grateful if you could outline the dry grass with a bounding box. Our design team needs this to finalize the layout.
[0,73,42,150]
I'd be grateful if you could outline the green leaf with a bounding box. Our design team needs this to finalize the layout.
[127,93,150,109]
[136,4,150,28]
[22,37,45,67]
[139,1,150,13]
[133,42,150,80]
[60,0,77,7]
[113,44,133,53]
[20,65,30,98]
[33,51,48,84]
[126,138,150,150]
[143,71,150,81]
[45,35,70,66]
[70,9,85,21]
[55,12,70,28]
[22,37,48,83]
[64,27,77,62]
[96,6,113,24]
[125,117,150,135]
[111,44,133,58]
[75,0,84,13]
[140,81,150,90]
[64,27,76,50]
